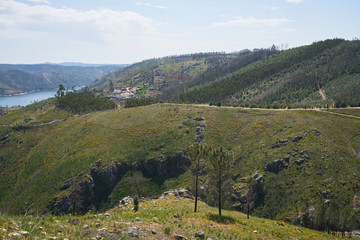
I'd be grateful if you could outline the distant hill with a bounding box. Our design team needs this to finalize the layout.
[0,64,125,96]
[97,39,360,108]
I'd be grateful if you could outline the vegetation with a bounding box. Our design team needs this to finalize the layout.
[55,91,116,114]
[0,197,341,239]
[208,147,233,217]
[1,102,360,234]
[96,39,360,109]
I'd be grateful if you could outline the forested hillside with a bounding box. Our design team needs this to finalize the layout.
[98,39,360,108]
[0,64,123,96]
[176,39,360,107]
[93,50,277,95]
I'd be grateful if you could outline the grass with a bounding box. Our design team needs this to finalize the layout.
[0,102,360,228]
[0,196,342,240]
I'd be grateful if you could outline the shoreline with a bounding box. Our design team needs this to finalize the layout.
[0,89,56,97]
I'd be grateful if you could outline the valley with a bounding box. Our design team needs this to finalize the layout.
[0,39,360,239]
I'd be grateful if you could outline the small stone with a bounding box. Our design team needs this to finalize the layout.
[95,222,101,227]
[19,231,29,235]
[104,213,111,217]
[174,233,188,239]
[151,230,157,234]
[83,225,90,229]
[253,230,257,233]
[152,217,159,223]
[135,217,140,221]
[41,231,47,235]
[174,213,180,218]
[39,226,43,230]
[72,218,80,225]
[195,230,205,239]
[55,220,60,224]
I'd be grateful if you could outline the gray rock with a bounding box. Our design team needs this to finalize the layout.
[72,218,80,225]
[232,172,264,211]
[174,234,188,239]
[122,227,142,238]
[321,190,331,198]
[265,158,288,174]
[293,136,303,142]
[195,117,205,121]
[195,230,205,239]
[198,122,206,127]
[174,213,180,218]
[120,196,134,206]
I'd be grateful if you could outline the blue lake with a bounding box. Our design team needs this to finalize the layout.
[0,90,57,107]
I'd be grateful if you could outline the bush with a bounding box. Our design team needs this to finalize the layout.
[56,92,115,114]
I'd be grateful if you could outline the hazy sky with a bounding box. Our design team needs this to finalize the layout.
[0,0,359,64]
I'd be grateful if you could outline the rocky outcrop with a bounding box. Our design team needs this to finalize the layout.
[51,162,131,215]
[231,172,265,211]
[265,156,290,174]
[195,117,206,142]
[142,152,191,178]
[159,189,194,200]
[51,152,191,215]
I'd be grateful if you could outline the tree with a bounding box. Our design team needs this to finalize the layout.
[123,171,149,198]
[109,80,114,93]
[187,143,208,213]
[56,84,65,98]
[208,147,233,217]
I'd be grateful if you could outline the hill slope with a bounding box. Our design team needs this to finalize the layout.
[0,195,341,239]
[1,101,360,231]
[177,39,360,107]
[97,39,360,108]
[0,64,124,95]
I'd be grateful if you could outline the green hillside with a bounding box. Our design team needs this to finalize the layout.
[1,100,360,232]
[0,196,340,240]
[177,39,360,107]
[92,50,275,97]
[96,39,360,108]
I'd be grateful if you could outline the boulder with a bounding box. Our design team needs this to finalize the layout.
[293,136,303,142]
[195,230,205,239]
[120,196,134,206]
[265,157,289,174]
[174,234,188,240]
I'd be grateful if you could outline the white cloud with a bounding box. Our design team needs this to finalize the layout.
[136,2,167,9]
[213,16,291,28]
[286,0,304,3]
[0,0,157,35]
[27,0,50,4]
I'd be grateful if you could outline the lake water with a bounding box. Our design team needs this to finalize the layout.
[0,90,57,107]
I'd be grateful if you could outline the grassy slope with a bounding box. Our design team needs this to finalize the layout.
[1,102,360,224]
[0,197,340,240]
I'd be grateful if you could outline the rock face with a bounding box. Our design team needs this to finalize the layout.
[265,156,290,174]
[231,172,265,211]
[51,152,191,215]
[51,162,131,215]
[142,152,191,178]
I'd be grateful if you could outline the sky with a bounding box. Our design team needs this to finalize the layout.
[0,0,359,64]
